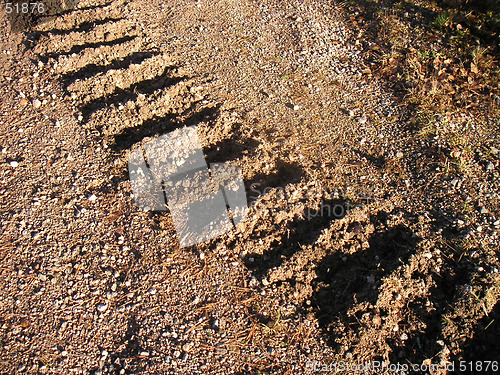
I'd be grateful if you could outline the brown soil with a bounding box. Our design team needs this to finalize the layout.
[0,0,499,374]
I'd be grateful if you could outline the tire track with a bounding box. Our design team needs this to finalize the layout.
[29,0,216,152]
[29,1,320,276]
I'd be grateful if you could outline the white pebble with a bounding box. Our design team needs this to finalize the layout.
[9,161,19,168]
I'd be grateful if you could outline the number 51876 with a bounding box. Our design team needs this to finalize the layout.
[5,2,46,14]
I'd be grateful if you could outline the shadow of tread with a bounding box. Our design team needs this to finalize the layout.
[61,51,161,86]
[78,66,186,121]
[113,104,221,152]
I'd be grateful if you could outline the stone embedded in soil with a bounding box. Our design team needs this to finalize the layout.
[32,99,42,109]
[357,115,367,124]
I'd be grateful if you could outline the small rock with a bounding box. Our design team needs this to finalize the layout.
[77,114,83,121]
[32,99,42,109]
[20,98,29,106]
[400,333,408,341]
[88,194,97,202]
[396,151,404,159]
[139,351,149,357]
[9,161,19,168]
[293,104,300,111]
[97,303,108,312]
[182,342,193,352]
[357,115,367,124]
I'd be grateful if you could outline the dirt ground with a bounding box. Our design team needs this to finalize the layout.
[0,0,499,374]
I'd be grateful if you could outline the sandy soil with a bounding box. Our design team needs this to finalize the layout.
[0,0,499,374]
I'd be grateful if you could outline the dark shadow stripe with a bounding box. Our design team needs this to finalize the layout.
[61,51,161,87]
[78,66,186,121]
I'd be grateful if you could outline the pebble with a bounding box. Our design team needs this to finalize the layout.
[9,161,19,168]
[293,104,300,111]
[396,151,404,159]
[97,303,108,312]
[88,194,97,201]
[182,342,193,352]
[32,99,42,109]
[357,115,367,124]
